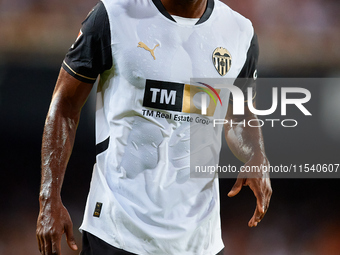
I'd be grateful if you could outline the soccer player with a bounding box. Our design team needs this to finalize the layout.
[36,0,272,254]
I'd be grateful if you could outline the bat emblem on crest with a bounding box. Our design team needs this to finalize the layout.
[212,47,232,76]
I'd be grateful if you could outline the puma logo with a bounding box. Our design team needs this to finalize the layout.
[138,42,160,60]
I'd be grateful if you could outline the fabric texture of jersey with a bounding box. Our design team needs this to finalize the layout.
[63,0,258,254]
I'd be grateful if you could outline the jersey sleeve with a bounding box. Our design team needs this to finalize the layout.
[231,33,259,103]
[62,1,112,84]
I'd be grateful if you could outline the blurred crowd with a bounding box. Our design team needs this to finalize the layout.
[0,0,93,13]
[0,0,339,69]
[227,0,340,70]
[228,0,339,31]
[1,0,339,28]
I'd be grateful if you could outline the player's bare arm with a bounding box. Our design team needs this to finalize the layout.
[36,68,93,255]
[224,102,272,227]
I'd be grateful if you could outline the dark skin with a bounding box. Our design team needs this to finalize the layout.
[37,0,272,254]
[161,0,207,18]
[37,69,93,254]
[225,102,272,227]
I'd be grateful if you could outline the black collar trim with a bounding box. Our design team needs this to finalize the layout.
[196,0,214,24]
[151,0,177,22]
[151,0,214,25]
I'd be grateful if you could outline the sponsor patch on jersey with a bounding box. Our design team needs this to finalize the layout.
[212,47,232,76]
[142,79,221,116]
[93,202,103,217]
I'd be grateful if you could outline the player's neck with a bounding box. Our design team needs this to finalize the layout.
[160,0,207,18]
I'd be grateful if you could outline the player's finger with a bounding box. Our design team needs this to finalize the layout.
[248,180,266,214]
[39,236,45,254]
[43,234,53,255]
[265,194,271,213]
[264,185,272,214]
[248,216,258,227]
[36,230,42,253]
[249,180,272,227]
[228,177,244,197]
[248,205,263,227]
[38,230,47,255]
[38,236,44,254]
[258,180,272,214]
[65,223,78,251]
[51,233,62,255]
[255,190,266,214]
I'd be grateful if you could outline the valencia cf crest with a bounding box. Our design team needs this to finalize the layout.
[212,47,232,76]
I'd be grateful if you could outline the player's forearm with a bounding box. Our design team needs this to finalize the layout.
[39,68,92,205]
[39,98,80,204]
[224,114,266,164]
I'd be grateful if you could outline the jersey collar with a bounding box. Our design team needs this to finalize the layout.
[151,0,214,25]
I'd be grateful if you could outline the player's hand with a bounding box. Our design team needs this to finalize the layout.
[36,198,78,254]
[228,153,272,227]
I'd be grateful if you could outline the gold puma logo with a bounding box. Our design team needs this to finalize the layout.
[138,42,160,60]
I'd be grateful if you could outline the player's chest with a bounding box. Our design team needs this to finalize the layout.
[110,18,245,83]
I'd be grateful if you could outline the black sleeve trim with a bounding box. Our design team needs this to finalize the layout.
[62,61,97,84]
[231,33,259,103]
[96,136,110,156]
[63,1,112,84]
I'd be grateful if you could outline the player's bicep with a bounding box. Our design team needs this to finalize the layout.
[51,68,93,118]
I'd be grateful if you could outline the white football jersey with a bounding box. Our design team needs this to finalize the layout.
[62,0,258,254]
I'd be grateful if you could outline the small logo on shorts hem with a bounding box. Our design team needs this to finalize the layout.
[93,202,103,217]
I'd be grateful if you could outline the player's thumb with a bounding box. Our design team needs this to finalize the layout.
[228,178,244,197]
[65,223,78,251]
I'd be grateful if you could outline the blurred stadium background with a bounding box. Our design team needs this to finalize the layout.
[0,0,339,254]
